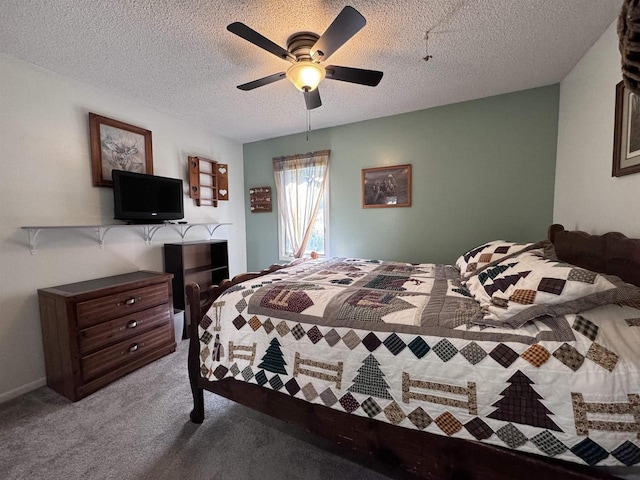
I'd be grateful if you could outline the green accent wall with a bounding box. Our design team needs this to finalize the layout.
[243,85,559,271]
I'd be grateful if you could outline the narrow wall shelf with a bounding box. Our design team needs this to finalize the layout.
[21,223,231,254]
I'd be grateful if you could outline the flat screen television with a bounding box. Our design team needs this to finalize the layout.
[112,170,184,224]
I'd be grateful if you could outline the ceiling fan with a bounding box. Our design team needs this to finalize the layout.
[227,6,383,110]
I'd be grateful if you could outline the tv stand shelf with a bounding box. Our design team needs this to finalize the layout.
[21,223,231,254]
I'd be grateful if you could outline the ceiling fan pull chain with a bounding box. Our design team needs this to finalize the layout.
[423,30,433,62]
[306,109,311,141]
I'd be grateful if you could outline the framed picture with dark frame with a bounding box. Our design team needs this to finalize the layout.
[613,81,640,177]
[362,164,412,208]
[89,113,153,187]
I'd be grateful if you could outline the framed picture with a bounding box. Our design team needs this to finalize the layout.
[613,81,640,177]
[362,164,412,208]
[89,113,153,187]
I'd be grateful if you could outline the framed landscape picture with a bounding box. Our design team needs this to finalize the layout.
[362,164,412,208]
[613,81,640,177]
[89,113,153,187]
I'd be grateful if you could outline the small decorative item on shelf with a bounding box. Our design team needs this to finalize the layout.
[249,186,272,212]
[188,156,229,207]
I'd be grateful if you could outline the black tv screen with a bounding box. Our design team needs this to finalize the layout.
[112,170,184,223]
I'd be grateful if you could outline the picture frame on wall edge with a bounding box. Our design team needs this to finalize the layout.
[89,112,154,187]
[613,81,640,177]
[362,164,412,208]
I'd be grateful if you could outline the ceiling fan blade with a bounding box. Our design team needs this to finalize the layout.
[311,6,366,61]
[227,22,295,62]
[304,88,322,110]
[237,72,286,91]
[325,66,383,86]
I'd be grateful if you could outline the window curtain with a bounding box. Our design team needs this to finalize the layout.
[273,150,330,258]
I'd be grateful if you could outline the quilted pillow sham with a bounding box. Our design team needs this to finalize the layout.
[467,249,640,328]
[455,240,533,279]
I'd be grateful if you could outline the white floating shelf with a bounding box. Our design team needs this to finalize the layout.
[21,223,231,254]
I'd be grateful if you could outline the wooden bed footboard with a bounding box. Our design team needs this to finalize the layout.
[184,230,630,479]
[186,263,289,423]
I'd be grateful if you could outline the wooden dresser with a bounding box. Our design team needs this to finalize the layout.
[38,271,176,401]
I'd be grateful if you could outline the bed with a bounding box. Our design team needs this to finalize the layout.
[186,224,640,479]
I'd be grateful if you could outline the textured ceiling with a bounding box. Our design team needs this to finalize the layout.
[0,0,621,143]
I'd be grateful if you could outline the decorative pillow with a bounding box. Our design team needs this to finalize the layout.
[455,240,533,279]
[467,250,640,328]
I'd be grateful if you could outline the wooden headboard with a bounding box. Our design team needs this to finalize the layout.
[548,224,640,287]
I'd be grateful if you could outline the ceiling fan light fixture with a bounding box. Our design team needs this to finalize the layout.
[286,62,325,92]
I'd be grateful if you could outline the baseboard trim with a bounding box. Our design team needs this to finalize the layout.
[0,377,46,404]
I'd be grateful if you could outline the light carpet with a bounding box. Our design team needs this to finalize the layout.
[0,340,414,480]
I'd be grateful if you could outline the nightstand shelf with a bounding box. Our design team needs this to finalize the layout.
[163,240,229,338]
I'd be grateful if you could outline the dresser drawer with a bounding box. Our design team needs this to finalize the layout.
[76,283,169,328]
[81,324,174,382]
[79,304,171,355]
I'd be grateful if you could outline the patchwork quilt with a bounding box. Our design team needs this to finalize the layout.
[198,257,640,467]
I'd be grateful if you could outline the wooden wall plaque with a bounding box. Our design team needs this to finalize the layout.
[249,187,272,213]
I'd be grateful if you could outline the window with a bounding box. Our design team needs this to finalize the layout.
[273,150,330,259]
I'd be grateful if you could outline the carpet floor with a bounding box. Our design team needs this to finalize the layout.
[0,340,415,480]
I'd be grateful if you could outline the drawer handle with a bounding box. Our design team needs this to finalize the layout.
[118,296,142,307]
[129,344,139,353]
[126,320,138,329]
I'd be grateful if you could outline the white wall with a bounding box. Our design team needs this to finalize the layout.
[0,54,247,402]
[554,21,640,234]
